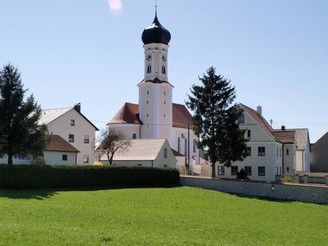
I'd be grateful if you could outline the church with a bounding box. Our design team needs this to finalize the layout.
[107,9,201,169]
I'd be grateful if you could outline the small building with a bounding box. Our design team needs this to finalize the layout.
[99,139,177,168]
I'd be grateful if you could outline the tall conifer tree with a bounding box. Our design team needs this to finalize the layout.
[0,64,48,165]
[186,66,248,177]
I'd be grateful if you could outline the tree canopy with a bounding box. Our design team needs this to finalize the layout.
[0,64,48,165]
[186,66,248,177]
[98,128,131,165]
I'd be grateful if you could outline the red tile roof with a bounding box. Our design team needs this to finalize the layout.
[46,135,79,153]
[108,102,193,129]
[273,130,295,144]
[109,103,142,124]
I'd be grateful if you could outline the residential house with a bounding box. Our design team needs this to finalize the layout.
[216,104,311,182]
[99,139,177,168]
[39,104,99,165]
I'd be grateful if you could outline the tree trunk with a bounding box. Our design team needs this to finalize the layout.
[8,153,13,165]
[211,162,216,178]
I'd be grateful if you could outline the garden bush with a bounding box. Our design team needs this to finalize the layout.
[0,165,180,189]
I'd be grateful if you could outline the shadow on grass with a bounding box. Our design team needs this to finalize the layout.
[0,189,58,200]
[0,184,181,200]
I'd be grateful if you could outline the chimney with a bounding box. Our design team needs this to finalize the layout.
[74,103,81,113]
[257,105,262,116]
[281,125,286,131]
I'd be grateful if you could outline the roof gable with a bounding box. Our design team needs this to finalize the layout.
[241,104,278,141]
[40,106,99,131]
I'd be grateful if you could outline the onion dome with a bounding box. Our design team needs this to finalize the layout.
[141,9,171,45]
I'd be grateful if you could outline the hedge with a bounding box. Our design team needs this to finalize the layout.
[0,165,180,189]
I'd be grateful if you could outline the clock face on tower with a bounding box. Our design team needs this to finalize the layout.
[146,54,152,61]
[162,55,166,62]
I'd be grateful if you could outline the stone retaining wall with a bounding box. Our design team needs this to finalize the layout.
[180,176,328,205]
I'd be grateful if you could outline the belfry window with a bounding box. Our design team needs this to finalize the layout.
[162,66,166,74]
[147,65,151,73]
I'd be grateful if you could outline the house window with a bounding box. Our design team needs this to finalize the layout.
[71,119,75,126]
[238,114,245,124]
[0,153,4,159]
[258,147,265,156]
[258,166,266,176]
[218,166,225,176]
[164,148,168,158]
[245,166,252,176]
[231,166,238,175]
[132,133,137,139]
[286,149,289,155]
[69,134,74,143]
[247,130,251,139]
[84,135,89,144]
[247,147,252,156]
[83,154,89,164]
[178,137,180,153]
[147,65,151,73]
[62,155,68,161]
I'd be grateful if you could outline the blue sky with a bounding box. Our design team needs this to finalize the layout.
[0,0,327,142]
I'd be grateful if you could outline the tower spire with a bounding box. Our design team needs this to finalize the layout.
[155,0,158,17]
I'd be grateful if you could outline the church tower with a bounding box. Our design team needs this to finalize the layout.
[138,8,173,139]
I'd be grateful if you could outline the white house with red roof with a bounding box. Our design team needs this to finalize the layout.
[107,9,201,170]
[216,104,310,182]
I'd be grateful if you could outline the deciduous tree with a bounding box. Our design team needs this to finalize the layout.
[98,128,130,165]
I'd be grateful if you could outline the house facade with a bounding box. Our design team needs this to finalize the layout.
[99,139,177,168]
[311,132,328,172]
[107,10,201,170]
[39,104,99,165]
[215,104,311,182]
[43,135,79,165]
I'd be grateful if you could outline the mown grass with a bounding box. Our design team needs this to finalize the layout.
[0,186,327,245]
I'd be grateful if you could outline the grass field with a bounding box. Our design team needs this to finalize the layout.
[0,186,327,245]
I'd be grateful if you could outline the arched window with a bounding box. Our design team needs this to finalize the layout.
[147,65,151,73]
[132,133,137,139]
[162,66,166,74]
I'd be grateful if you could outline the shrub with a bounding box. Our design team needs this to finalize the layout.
[0,165,180,189]
[236,168,249,180]
[281,173,296,183]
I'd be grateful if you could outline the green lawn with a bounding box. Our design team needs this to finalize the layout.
[0,187,327,245]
